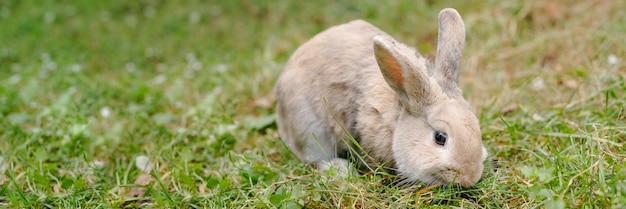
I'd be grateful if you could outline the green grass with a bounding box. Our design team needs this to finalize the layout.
[1,0,625,208]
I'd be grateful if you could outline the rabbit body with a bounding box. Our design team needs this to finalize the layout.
[275,9,487,187]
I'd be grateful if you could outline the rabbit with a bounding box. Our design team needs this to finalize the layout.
[274,8,488,188]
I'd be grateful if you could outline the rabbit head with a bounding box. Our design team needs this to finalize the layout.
[373,8,487,188]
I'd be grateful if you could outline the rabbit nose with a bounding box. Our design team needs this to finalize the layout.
[458,169,482,188]
[447,166,479,188]
[459,179,473,188]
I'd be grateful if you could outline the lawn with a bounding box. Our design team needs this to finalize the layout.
[1,0,625,208]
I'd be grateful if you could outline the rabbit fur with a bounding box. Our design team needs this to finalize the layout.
[274,8,488,188]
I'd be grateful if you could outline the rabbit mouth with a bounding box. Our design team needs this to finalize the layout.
[429,175,450,186]
[429,170,471,188]
[392,172,470,190]
[392,173,446,188]
[431,172,480,188]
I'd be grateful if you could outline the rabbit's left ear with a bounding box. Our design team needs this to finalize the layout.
[373,35,435,107]
[435,8,465,86]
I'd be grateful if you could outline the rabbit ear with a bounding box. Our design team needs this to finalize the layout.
[373,35,434,106]
[435,8,465,86]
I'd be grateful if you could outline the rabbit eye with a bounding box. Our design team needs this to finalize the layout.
[434,131,447,146]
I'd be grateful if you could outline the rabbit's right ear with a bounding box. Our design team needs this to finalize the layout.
[373,35,434,106]
[435,8,465,87]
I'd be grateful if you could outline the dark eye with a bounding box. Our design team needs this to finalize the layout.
[434,131,447,146]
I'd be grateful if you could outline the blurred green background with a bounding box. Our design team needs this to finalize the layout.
[1,0,625,208]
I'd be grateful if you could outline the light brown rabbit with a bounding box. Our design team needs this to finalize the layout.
[274,8,487,188]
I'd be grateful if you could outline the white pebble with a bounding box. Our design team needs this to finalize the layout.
[608,54,619,65]
[531,77,545,90]
[125,62,136,72]
[70,64,82,73]
[135,155,153,173]
[8,74,20,84]
[189,12,201,24]
[215,64,227,73]
[100,107,111,118]
[90,160,105,169]
[0,156,7,172]
[44,12,55,23]
[153,74,167,84]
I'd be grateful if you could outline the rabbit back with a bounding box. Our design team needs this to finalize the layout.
[275,20,399,164]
